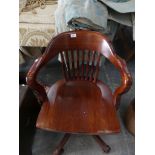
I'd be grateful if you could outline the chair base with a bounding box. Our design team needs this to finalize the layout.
[52,134,70,155]
[52,134,111,155]
[93,135,111,153]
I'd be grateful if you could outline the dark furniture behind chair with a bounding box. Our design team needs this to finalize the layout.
[19,85,40,155]
[26,30,132,155]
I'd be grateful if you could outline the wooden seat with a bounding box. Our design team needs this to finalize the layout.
[37,80,120,134]
[27,30,132,154]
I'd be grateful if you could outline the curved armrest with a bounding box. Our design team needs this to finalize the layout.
[112,54,132,109]
[26,57,48,102]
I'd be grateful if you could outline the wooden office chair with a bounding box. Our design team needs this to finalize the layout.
[26,30,132,155]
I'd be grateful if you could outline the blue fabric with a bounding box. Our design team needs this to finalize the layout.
[58,0,108,31]
[55,0,134,40]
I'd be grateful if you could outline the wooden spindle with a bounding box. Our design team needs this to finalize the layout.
[89,51,96,81]
[81,50,85,80]
[60,51,68,80]
[85,50,91,80]
[64,51,71,79]
[76,50,80,79]
[93,53,101,83]
[70,50,75,79]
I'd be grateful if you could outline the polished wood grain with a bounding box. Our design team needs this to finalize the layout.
[36,80,120,134]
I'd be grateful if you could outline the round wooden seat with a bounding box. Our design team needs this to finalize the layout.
[36,80,120,134]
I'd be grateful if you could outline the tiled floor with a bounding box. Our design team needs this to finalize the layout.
[30,56,135,155]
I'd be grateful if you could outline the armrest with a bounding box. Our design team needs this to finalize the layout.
[112,54,132,109]
[26,56,48,102]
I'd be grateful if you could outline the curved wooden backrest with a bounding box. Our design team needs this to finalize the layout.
[27,30,132,109]
[40,30,118,64]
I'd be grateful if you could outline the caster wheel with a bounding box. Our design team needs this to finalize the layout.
[103,145,111,153]
[52,148,64,155]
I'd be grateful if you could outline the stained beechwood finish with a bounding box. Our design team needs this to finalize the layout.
[27,30,132,155]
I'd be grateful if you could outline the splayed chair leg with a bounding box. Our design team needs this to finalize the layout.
[52,133,71,155]
[92,135,111,153]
